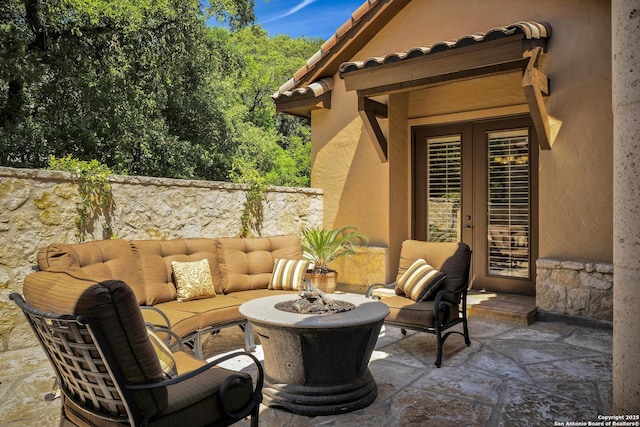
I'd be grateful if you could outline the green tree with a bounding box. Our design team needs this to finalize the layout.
[1,0,319,186]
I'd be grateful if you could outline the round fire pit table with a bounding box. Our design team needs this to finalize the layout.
[239,293,389,416]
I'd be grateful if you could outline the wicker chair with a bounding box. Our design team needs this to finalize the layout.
[10,275,263,427]
[366,240,472,367]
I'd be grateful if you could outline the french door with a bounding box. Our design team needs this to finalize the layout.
[413,117,538,295]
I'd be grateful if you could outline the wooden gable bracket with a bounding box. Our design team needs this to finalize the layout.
[358,96,389,162]
[522,47,558,150]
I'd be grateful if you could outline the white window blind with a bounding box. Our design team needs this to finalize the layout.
[427,135,461,242]
[487,129,530,278]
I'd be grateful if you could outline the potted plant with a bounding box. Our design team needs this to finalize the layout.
[301,225,368,293]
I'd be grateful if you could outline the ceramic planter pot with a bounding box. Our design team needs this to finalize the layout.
[305,270,338,293]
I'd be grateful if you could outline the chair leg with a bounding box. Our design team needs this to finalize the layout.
[463,318,471,346]
[435,327,443,367]
[249,404,260,427]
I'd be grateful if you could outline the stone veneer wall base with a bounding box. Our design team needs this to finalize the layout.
[536,258,613,323]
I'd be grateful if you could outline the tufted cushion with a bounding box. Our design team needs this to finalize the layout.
[132,239,222,305]
[268,259,309,290]
[171,259,216,302]
[216,235,302,293]
[396,258,447,302]
[36,239,146,305]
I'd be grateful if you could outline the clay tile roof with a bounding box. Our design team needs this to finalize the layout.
[339,21,551,75]
[273,0,383,100]
[273,77,335,100]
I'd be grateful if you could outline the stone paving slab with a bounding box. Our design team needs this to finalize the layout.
[0,317,612,426]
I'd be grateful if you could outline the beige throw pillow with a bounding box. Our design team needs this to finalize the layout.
[268,259,309,290]
[397,258,447,302]
[171,259,216,302]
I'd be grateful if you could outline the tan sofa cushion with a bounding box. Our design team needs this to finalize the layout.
[155,298,244,330]
[216,235,302,293]
[132,239,222,305]
[142,306,201,341]
[36,239,146,305]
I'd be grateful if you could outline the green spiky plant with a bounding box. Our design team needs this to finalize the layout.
[301,226,368,274]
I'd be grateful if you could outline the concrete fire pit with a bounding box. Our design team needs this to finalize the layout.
[239,293,389,416]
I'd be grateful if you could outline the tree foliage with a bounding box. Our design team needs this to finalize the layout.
[0,0,320,186]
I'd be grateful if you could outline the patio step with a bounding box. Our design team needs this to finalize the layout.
[467,291,537,325]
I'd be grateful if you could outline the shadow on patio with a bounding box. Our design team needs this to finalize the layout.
[0,309,612,427]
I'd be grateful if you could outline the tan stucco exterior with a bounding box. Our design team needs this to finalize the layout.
[310,0,613,282]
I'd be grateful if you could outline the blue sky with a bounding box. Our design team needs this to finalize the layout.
[207,0,365,40]
[254,0,364,39]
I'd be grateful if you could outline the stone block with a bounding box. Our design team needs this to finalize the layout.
[536,280,565,312]
[566,288,590,315]
[536,258,563,269]
[580,271,612,290]
[588,289,613,321]
[595,263,614,274]
[551,269,580,288]
[561,260,586,271]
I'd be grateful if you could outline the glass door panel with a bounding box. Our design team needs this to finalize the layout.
[487,129,531,278]
[427,135,461,242]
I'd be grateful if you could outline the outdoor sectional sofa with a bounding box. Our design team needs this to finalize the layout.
[27,235,303,359]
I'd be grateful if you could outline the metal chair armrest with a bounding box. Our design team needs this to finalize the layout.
[365,282,395,299]
[145,323,185,351]
[140,305,172,329]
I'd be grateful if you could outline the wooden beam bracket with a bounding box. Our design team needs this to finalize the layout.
[358,96,388,162]
[522,47,556,150]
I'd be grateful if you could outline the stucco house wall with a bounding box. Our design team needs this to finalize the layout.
[300,0,613,320]
[315,0,612,265]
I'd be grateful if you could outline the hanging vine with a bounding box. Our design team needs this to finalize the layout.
[230,163,266,238]
[47,155,115,241]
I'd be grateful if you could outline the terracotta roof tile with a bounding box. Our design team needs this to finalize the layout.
[339,21,551,75]
[273,0,383,100]
[272,77,335,100]
[321,35,338,55]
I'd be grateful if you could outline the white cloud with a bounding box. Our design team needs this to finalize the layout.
[260,0,318,24]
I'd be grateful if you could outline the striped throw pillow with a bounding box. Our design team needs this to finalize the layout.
[146,328,178,379]
[397,258,447,302]
[269,259,309,290]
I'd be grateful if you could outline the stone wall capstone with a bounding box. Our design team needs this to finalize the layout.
[0,166,323,352]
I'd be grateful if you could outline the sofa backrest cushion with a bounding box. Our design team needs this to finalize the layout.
[23,272,167,419]
[396,240,471,303]
[36,239,146,305]
[216,235,302,293]
[131,239,222,305]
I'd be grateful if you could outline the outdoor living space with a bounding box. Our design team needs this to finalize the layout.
[1,291,612,426]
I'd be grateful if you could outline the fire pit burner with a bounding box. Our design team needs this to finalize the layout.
[274,288,355,314]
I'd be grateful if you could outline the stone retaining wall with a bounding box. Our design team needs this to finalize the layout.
[536,258,614,322]
[0,166,323,352]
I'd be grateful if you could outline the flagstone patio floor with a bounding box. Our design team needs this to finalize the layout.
[0,308,612,426]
